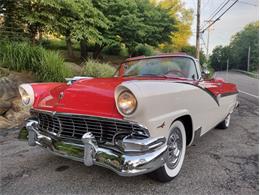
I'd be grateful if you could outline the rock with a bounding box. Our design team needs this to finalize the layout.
[4,109,30,127]
[11,98,23,112]
[0,77,18,100]
[0,116,11,129]
[0,100,12,115]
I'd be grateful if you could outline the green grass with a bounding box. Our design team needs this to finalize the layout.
[82,59,116,78]
[0,42,72,81]
[41,38,80,51]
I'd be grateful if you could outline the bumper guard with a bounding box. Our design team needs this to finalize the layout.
[26,120,167,176]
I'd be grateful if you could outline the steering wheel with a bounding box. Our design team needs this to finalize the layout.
[165,69,186,77]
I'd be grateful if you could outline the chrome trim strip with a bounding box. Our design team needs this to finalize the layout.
[31,108,150,134]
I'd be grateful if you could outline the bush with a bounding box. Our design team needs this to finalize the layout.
[82,59,116,78]
[38,50,72,82]
[102,43,122,55]
[40,38,80,51]
[0,42,72,81]
[132,44,154,57]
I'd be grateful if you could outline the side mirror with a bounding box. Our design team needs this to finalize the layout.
[201,69,210,79]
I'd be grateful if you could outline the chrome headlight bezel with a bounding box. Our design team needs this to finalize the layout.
[19,84,35,106]
[117,90,137,116]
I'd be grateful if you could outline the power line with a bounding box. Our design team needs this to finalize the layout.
[201,0,239,33]
[208,0,231,21]
[200,0,231,30]
[237,0,257,7]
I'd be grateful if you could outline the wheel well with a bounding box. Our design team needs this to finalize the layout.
[175,115,193,145]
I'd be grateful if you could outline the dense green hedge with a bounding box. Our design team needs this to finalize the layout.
[82,59,116,78]
[0,42,72,81]
[132,44,155,57]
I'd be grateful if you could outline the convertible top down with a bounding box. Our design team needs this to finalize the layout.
[20,54,238,182]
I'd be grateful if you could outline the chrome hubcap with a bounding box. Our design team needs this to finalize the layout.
[225,114,231,127]
[166,127,183,169]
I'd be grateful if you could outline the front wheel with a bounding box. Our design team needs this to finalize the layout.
[149,120,186,182]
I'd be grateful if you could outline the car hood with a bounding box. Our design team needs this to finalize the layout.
[33,76,192,119]
[34,78,126,119]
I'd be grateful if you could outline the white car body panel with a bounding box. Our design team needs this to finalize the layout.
[116,80,238,143]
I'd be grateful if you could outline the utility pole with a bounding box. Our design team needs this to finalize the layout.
[247,45,251,72]
[195,0,201,60]
[226,58,229,81]
[205,20,213,59]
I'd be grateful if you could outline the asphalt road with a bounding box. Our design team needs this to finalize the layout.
[1,71,258,195]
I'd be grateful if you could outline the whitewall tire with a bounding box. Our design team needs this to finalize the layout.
[149,120,186,182]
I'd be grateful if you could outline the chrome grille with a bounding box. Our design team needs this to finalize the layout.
[31,110,148,143]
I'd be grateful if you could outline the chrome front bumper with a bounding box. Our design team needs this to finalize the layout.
[26,120,167,176]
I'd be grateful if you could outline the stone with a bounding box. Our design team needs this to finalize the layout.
[0,100,12,115]
[0,77,18,100]
[0,116,11,129]
[4,109,30,127]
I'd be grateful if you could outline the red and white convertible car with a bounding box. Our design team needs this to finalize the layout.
[19,54,239,182]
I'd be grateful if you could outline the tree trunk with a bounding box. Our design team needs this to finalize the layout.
[28,26,37,45]
[38,30,43,42]
[93,45,104,59]
[65,36,74,58]
[80,40,88,61]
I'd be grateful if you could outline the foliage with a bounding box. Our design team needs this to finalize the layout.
[92,0,177,56]
[1,0,187,60]
[40,38,80,51]
[158,0,193,52]
[180,45,206,65]
[209,46,230,71]
[102,43,123,56]
[132,44,155,57]
[210,22,259,72]
[0,42,72,81]
[229,22,259,71]
[82,60,116,78]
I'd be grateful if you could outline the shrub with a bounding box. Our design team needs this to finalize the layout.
[103,43,122,55]
[0,42,72,81]
[82,59,116,78]
[132,44,154,57]
[38,50,72,82]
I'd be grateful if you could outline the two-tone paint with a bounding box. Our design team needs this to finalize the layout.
[29,54,238,146]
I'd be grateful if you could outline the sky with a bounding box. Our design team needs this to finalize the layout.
[182,0,259,54]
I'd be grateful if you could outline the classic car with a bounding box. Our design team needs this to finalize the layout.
[19,54,239,182]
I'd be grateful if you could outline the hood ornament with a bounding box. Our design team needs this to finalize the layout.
[58,92,64,100]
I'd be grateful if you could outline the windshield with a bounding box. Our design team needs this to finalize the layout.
[123,57,198,79]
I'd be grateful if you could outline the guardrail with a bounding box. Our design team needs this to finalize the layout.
[231,69,259,79]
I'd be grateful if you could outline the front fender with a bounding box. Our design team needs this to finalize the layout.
[30,82,67,108]
[116,81,198,138]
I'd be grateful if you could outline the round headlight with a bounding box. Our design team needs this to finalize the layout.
[117,91,137,115]
[19,87,30,105]
[19,84,34,106]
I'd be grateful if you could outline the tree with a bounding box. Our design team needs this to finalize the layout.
[9,0,109,57]
[180,45,206,65]
[0,0,28,41]
[92,0,177,57]
[158,0,193,52]
[209,46,230,71]
[209,22,259,72]
[229,22,259,71]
